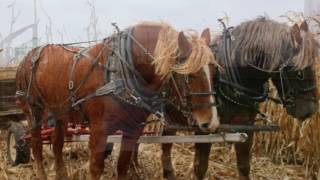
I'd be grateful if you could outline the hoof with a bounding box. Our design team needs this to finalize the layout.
[239,175,250,180]
[55,166,69,180]
[164,171,176,180]
[56,173,69,180]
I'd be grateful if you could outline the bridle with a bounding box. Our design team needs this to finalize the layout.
[167,72,217,125]
[248,61,318,107]
[274,65,317,107]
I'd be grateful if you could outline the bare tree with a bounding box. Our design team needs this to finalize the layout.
[305,0,320,33]
[7,1,20,34]
[32,0,39,47]
[57,30,64,44]
[6,1,17,62]
[86,0,98,43]
[40,0,53,43]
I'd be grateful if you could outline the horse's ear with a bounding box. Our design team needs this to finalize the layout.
[291,23,303,47]
[201,28,211,46]
[178,32,192,58]
[300,20,309,32]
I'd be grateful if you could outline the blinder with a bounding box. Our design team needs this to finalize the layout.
[274,65,318,107]
[296,70,304,80]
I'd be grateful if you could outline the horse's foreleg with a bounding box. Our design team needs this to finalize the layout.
[52,119,68,180]
[105,143,114,158]
[30,108,47,180]
[194,132,211,180]
[161,130,176,180]
[89,121,107,180]
[131,143,139,167]
[117,136,140,180]
[235,132,253,180]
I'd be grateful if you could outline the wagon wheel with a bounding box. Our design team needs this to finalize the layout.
[6,122,30,166]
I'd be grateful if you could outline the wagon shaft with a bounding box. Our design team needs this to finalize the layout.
[64,133,248,144]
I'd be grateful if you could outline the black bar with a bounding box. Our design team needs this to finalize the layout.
[165,124,280,132]
[188,92,216,96]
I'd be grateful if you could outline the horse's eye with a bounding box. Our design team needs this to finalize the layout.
[296,70,304,80]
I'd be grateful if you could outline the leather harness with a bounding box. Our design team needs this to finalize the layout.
[67,27,164,120]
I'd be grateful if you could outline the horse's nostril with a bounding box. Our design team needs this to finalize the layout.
[201,123,209,130]
[303,112,313,119]
[298,111,313,121]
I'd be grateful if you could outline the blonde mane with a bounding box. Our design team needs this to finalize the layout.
[152,23,217,78]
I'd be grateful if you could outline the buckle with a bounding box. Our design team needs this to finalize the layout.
[69,81,74,90]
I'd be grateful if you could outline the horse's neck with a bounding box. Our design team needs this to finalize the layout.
[130,26,163,91]
[215,38,270,90]
[222,66,269,92]
[87,43,108,61]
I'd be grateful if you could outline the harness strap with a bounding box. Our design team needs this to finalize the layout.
[59,45,80,54]
[72,79,124,107]
[169,75,185,108]
[218,78,269,102]
[67,43,108,101]
[107,27,164,118]
[218,85,272,124]
[219,19,240,85]
[26,45,48,99]
[68,48,92,98]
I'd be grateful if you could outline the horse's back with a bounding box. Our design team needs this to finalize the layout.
[16,45,79,106]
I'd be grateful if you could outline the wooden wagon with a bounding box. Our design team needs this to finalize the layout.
[0,66,30,165]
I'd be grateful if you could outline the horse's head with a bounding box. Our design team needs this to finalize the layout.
[131,23,219,132]
[271,21,319,120]
[174,29,220,132]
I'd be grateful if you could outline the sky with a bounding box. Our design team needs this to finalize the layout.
[0,0,304,46]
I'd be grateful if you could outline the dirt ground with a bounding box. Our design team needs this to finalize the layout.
[0,131,307,180]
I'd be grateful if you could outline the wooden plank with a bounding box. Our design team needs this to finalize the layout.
[64,133,248,144]
[0,109,23,117]
[0,66,18,80]
[0,78,18,112]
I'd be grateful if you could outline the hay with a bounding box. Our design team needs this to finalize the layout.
[250,15,320,179]
[0,131,307,180]
[253,63,320,179]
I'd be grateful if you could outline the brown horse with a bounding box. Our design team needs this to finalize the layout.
[145,18,319,180]
[15,22,219,180]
